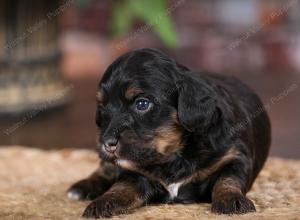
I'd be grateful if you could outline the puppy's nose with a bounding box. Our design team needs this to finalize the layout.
[103,138,118,153]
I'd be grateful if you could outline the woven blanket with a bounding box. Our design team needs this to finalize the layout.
[0,147,299,220]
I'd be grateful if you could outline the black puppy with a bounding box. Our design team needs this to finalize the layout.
[67,48,271,218]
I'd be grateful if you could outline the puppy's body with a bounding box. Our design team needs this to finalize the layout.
[68,49,271,218]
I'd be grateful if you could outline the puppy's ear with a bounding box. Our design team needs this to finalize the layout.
[176,74,218,132]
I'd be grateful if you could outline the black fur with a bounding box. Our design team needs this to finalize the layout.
[68,48,271,218]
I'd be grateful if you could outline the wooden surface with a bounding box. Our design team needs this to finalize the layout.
[0,72,299,158]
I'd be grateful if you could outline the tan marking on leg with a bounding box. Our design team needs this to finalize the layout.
[184,148,241,184]
[104,182,144,211]
[213,176,242,199]
[211,176,256,214]
[83,182,145,217]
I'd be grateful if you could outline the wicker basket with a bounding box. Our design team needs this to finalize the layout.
[0,0,70,115]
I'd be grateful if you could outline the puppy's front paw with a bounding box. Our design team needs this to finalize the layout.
[211,192,256,214]
[67,178,108,201]
[82,196,129,218]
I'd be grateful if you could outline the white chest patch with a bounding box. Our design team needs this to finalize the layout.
[167,182,183,199]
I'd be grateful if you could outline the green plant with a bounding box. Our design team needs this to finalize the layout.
[111,0,177,48]
[76,0,178,48]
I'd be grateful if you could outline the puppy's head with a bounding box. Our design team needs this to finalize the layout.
[96,48,218,167]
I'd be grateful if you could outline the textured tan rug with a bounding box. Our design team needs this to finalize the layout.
[0,146,299,220]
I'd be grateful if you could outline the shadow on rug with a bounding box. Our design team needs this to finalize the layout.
[0,146,299,220]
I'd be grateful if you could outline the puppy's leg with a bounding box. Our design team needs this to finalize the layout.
[67,162,118,200]
[211,163,255,214]
[82,174,158,218]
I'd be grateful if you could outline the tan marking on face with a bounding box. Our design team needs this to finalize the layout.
[124,86,143,100]
[116,159,137,171]
[96,91,103,103]
[153,122,184,155]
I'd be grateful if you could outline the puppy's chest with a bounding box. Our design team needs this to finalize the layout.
[149,164,198,200]
[164,180,203,203]
[166,182,184,199]
[162,173,196,200]
[117,159,202,200]
[157,170,209,201]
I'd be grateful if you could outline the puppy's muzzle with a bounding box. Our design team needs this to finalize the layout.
[103,137,119,154]
[101,113,133,155]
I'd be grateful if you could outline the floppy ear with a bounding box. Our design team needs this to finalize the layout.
[176,74,218,132]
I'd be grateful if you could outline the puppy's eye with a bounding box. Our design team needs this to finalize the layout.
[135,98,152,112]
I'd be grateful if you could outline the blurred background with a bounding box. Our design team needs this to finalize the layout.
[0,0,299,158]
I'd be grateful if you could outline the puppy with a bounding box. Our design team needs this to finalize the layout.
[67,48,271,218]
